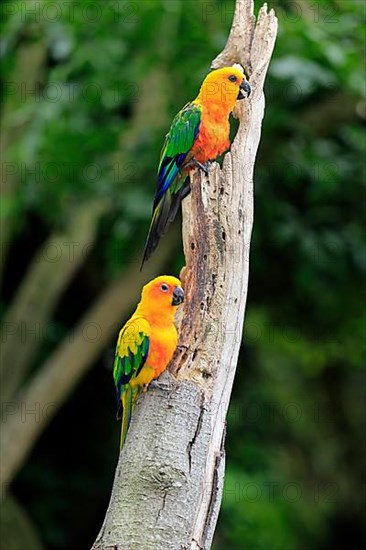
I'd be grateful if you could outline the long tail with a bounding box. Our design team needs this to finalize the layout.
[120,385,134,449]
[140,179,191,270]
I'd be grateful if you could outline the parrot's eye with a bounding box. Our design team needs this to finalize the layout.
[160,283,169,292]
[228,74,237,83]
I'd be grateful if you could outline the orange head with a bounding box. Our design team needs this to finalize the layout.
[139,275,184,315]
[196,66,251,111]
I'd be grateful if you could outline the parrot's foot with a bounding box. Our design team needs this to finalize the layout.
[190,158,210,174]
[149,378,171,391]
[149,371,175,392]
[203,160,213,172]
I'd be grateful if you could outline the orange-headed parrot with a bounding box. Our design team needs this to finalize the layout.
[141,66,251,268]
[113,275,184,448]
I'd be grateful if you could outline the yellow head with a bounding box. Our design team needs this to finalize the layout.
[197,67,251,110]
[140,275,184,312]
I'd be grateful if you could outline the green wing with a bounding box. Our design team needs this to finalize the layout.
[155,102,202,207]
[141,102,201,268]
[113,319,150,419]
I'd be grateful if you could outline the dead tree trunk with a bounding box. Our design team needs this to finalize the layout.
[92,1,277,549]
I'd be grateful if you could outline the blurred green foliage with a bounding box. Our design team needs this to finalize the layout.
[1,0,365,549]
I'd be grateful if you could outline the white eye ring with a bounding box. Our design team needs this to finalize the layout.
[160,283,169,292]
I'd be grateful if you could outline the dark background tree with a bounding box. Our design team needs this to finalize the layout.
[0,1,364,549]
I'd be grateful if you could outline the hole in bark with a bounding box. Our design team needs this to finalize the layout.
[191,242,195,250]
[192,349,198,361]
[238,229,241,235]
[222,230,226,241]
[220,187,224,195]
[202,370,212,379]
[203,254,207,261]
[234,298,238,303]
[200,302,205,310]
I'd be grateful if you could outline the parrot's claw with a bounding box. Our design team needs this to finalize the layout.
[149,378,171,392]
[149,371,175,392]
[203,160,213,172]
[191,158,210,174]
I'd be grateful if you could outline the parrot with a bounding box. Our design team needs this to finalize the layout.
[141,66,251,269]
[113,275,184,448]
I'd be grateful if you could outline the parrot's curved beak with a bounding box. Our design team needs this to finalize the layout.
[237,79,251,99]
[172,286,184,306]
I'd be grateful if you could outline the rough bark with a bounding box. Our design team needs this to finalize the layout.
[93,1,277,549]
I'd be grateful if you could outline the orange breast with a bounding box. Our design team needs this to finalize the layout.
[191,103,231,163]
[146,324,178,378]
